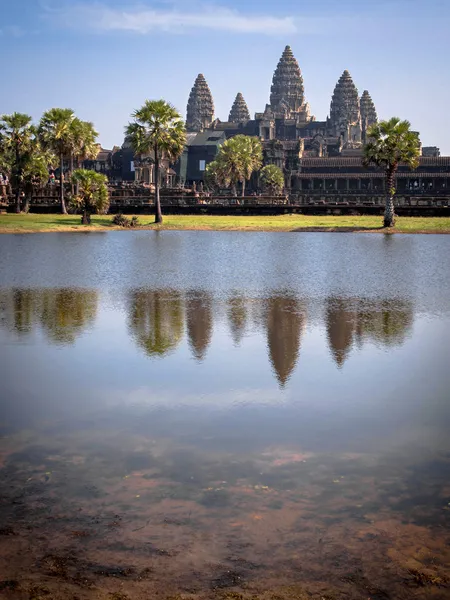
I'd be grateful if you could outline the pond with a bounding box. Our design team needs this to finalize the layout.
[1,231,450,599]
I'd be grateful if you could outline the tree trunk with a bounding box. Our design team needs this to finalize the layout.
[14,187,21,213]
[384,166,397,228]
[75,156,80,196]
[154,144,162,224]
[81,206,91,225]
[241,179,246,198]
[14,143,21,213]
[70,152,74,197]
[23,192,31,214]
[60,152,67,214]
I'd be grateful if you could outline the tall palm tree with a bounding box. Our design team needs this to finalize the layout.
[70,119,99,195]
[71,119,99,169]
[125,100,186,224]
[0,113,34,213]
[38,108,76,214]
[363,117,420,227]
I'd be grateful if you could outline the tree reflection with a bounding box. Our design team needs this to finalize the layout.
[227,294,248,346]
[325,298,358,368]
[186,291,213,361]
[326,297,414,366]
[128,290,184,357]
[0,288,98,344]
[355,299,414,348]
[0,289,37,334]
[39,289,98,345]
[266,296,306,387]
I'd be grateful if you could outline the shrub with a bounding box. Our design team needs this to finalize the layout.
[112,213,140,228]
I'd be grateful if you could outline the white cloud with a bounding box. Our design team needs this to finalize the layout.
[47,1,298,35]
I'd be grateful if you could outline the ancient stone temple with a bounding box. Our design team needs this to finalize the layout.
[186,74,215,132]
[229,93,250,123]
[177,45,442,194]
[270,45,305,115]
[329,70,362,145]
[360,90,378,143]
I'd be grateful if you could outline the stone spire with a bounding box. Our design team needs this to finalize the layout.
[329,70,361,143]
[360,90,378,142]
[228,93,250,123]
[270,45,305,114]
[186,74,214,132]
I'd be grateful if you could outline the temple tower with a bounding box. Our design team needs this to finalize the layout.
[229,93,250,123]
[329,70,362,144]
[360,90,378,143]
[186,74,214,132]
[270,46,305,115]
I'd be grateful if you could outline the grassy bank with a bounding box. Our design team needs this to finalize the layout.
[1,213,450,234]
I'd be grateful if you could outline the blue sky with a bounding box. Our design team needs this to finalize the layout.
[1,0,450,152]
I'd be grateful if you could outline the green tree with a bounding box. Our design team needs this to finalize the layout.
[0,113,35,213]
[213,135,263,197]
[71,169,109,224]
[363,117,420,227]
[38,108,76,214]
[128,290,184,357]
[261,164,285,195]
[125,100,186,224]
[23,148,57,212]
[70,119,99,195]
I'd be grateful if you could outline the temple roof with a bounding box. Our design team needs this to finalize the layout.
[330,70,360,126]
[270,46,305,114]
[360,90,378,127]
[186,73,214,132]
[229,93,250,123]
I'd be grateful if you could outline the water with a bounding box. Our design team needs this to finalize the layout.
[0,231,450,599]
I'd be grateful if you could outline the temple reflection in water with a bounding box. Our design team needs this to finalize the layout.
[0,288,414,387]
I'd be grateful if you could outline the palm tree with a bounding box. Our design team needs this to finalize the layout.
[0,113,34,213]
[125,100,186,224]
[23,148,57,213]
[212,135,262,197]
[363,117,420,227]
[71,169,109,224]
[70,119,99,195]
[261,164,285,195]
[38,108,76,214]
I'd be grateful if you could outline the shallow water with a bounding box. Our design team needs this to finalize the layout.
[0,231,450,599]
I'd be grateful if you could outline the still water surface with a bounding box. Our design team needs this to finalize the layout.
[0,231,450,599]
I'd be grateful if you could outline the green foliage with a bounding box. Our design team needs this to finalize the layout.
[71,169,109,218]
[0,113,55,212]
[261,164,285,194]
[71,119,99,164]
[112,213,140,228]
[126,100,186,160]
[125,99,186,223]
[363,117,420,173]
[211,135,263,196]
[363,117,420,227]
[38,108,76,157]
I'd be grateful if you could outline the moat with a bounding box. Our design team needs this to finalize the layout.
[1,231,450,599]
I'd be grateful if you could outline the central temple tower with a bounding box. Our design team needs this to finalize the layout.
[270,46,308,117]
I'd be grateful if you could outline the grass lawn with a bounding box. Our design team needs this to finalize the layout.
[0,213,450,234]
